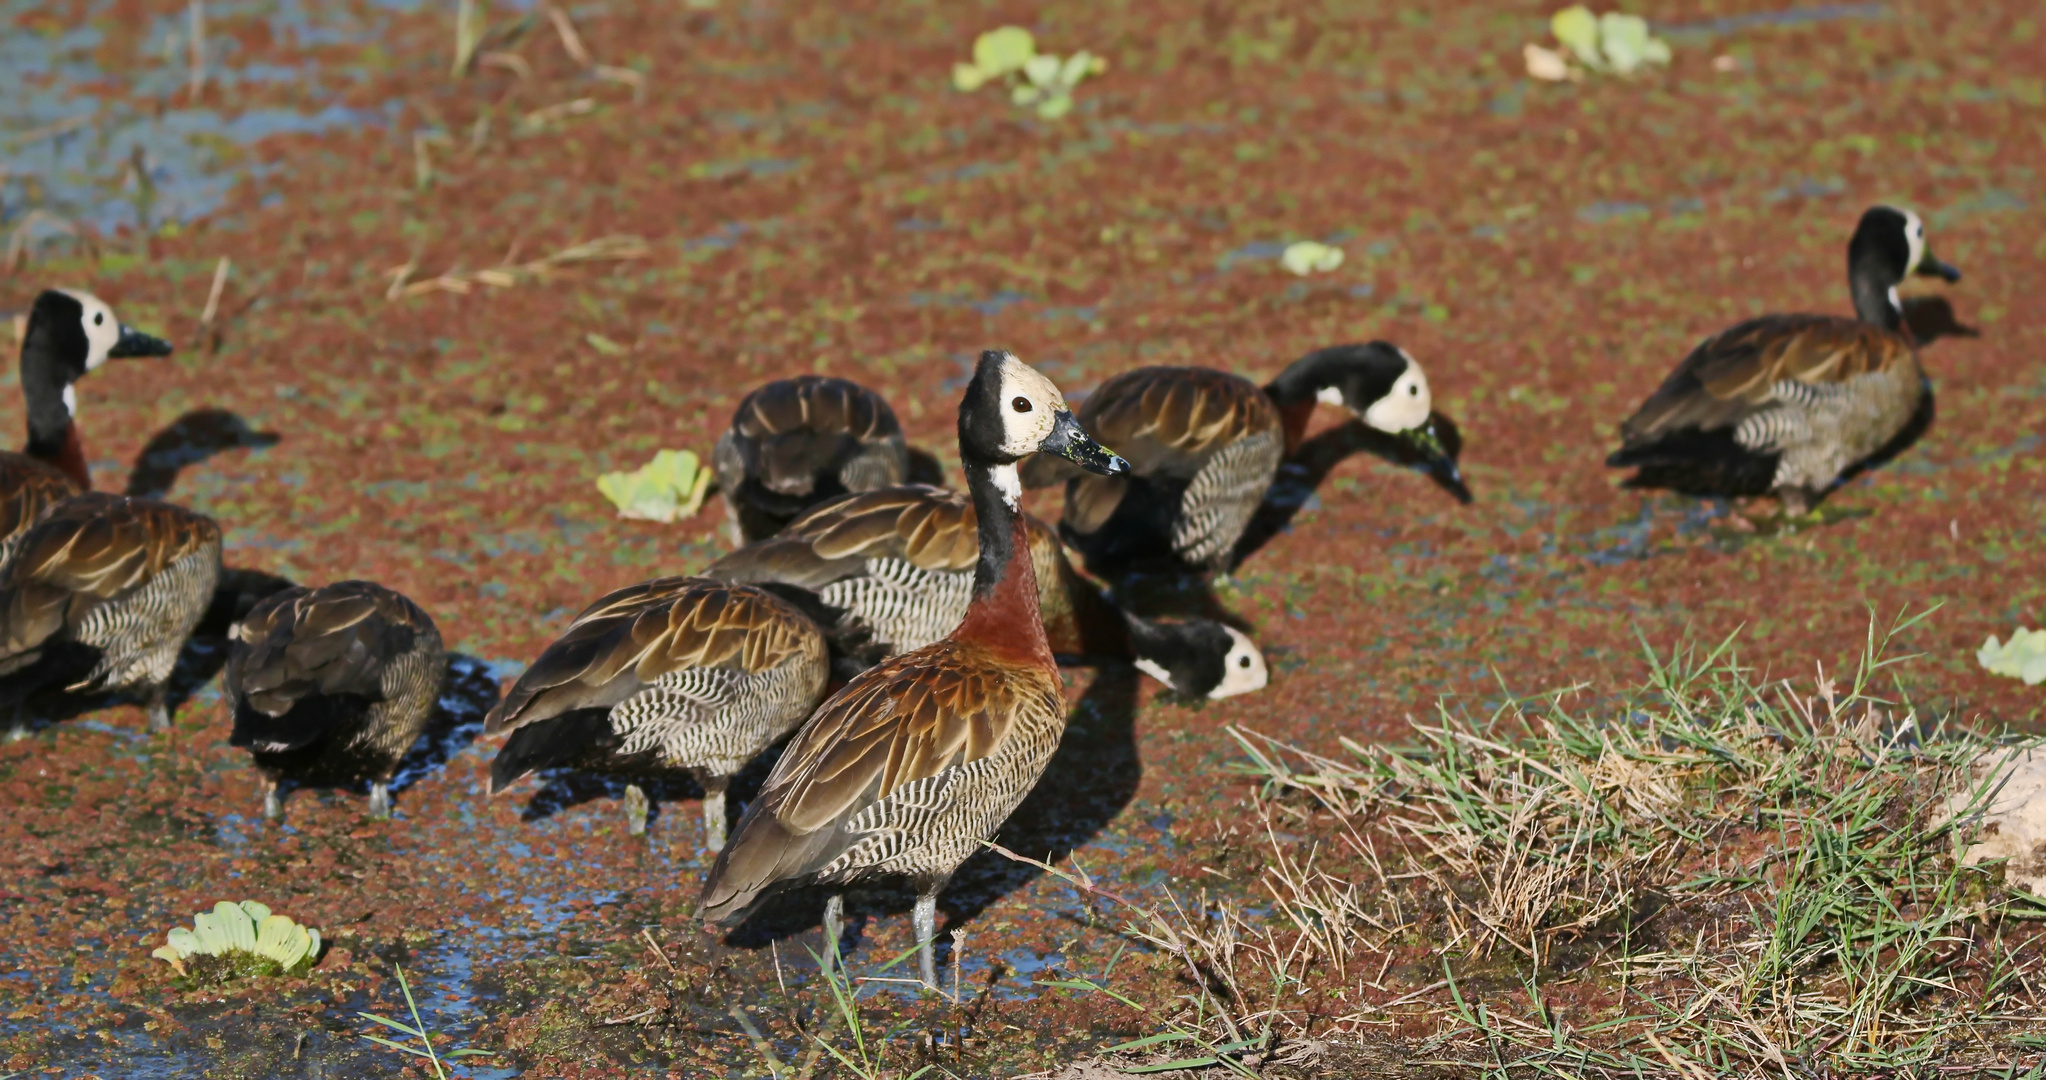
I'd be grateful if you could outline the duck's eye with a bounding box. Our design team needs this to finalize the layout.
[1011,396,1032,413]
[93,313,104,326]
[1238,655,1251,667]
[1409,383,1420,396]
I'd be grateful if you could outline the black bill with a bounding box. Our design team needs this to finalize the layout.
[1038,409,1130,477]
[1915,250,1961,283]
[1402,417,1472,505]
[109,326,174,359]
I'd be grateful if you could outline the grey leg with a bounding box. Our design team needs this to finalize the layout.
[262,779,283,822]
[624,783,650,837]
[5,702,26,742]
[912,892,939,991]
[367,781,391,819]
[822,893,844,976]
[144,685,171,732]
[699,773,730,851]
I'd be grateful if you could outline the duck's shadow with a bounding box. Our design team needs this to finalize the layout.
[720,665,1145,961]
[512,750,780,832]
[125,408,280,499]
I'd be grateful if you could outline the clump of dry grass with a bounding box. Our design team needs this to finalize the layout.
[1050,611,2046,1077]
[384,234,649,299]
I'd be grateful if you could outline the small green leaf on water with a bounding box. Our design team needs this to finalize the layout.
[1980,628,2046,685]
[1023,54,1062,88]
[1280,241,1345,276]
[586,332,627,356]
[1600,12,1653,73]
[1551,5,1601,66]
[972,26,1036,78]
[596,449,713,523]
[1036,95,1075,119]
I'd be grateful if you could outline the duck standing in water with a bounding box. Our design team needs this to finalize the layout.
[699,350,1130,990]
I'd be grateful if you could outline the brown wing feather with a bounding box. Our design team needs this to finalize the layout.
[1619,315,1915,443]
[706,486,980,589]
[719,376,906,496]
[0,493,221,659]
[1077,367,1282,481]
[761,639,1053,832]
[230,582,440,716]
[484,576,822,735]
[706,485,1084,649]
[0,455,82,552]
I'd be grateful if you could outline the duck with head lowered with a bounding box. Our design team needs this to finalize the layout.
[1,290,173,563]
[1021,343,1468,577]
[1607,205,1964,516]
[699,350,1130,990]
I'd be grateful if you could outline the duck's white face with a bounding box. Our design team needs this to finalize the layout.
[1902,208,1926,276]
[1208,626,1269,699]
[989,354,1069,458]
[57,289,123,371]
[1357,348,1433,434]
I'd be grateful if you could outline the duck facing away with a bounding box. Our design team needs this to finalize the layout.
[1022,342,1466,576]
[0,492,221,737]
[699,350,1131,989]
[484,576,829,848]
[225,581,446,820]
[712,375,909,546]
[0,290,173,565]
[704,484,1267,699]
[1607,205,1963,515]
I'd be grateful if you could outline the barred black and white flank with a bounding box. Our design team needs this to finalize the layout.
[483,576,829,848]
[706,484,1268,699]
[0,493,221,738]
[226,581,446,820]
[1608,205,1964,515]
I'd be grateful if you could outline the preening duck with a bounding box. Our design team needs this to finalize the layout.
[484,576,829,847]
[704,484,1267,699]
[711,375,910,546]
[225,581,446,820]
[1021,343,1466,576]
[699,350,1130,989]
[0,492,221,737]
[0,290,173,564]
[1607,205,1963,515]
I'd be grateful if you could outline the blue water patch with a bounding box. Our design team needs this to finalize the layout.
[1660,3,1887,39]
[2,0,416,233]
[1577,201,1652,224]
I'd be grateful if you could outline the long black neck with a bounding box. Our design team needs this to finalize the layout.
[19,338,75,461]
[1262,349,1343,406]
[964,458,1021,599]
[1849,260,1902,331]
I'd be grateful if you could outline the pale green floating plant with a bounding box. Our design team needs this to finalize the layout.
[1980,628,2046,686]
[596,449,713,523]
[153,901,322,978]
[1533,5,1671,79]
[1280,241,1345,276]
[953,26,1105,119]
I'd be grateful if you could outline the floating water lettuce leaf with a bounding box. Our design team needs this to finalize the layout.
[1600,12,1661,74]
[1551,5,1602,67]
[1539,6,1669,78]
[973,26,1036,77]
[596,449,713,523]
[956,28,1102,118]
[154,901,322,978]
[1980,629,2046,686]
[1280,241,1345,276]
